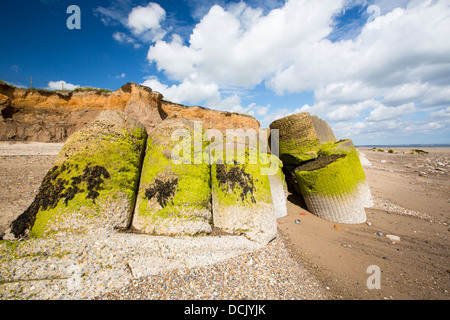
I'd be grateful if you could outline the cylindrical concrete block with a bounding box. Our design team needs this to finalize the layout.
[318,139,374,208]
[6,111,147,239]
[269,112,337,167]
[294,154,368,224]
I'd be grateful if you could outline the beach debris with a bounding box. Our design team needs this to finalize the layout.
[270,113,373,225]
[334,224,342,231]
[366,221,372,226]
[409,149,429,155]
[386,234,401,242]
[377,232,384,237]
[295,219,301,225]
[294,151,369,224]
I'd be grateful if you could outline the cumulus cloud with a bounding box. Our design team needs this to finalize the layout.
[127,2,165,34]
[141,0,450,142]
[113,31,141,48]
[47,80,80,91]
[97,1,167,46]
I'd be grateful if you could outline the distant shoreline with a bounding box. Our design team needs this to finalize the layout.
[356,145,450,150]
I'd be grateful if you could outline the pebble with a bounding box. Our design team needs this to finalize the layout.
[377,232,384,237]
[366,222,372,226]
[295,219,301,225]
[0,232,331,300]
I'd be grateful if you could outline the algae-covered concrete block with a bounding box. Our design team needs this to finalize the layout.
[269,112,336,167]
[318,139,374,208]
[294,153,368,224]
[210,142,277,244]
[132,119,213,236]
[6,111,147,239]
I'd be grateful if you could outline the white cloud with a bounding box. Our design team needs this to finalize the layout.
[366,102,416,122]
[115,73,126,79]
[98,1,167,47]
[112,32,141,48]
[127,2,166,42]
[141,0,450,142]
[47,81,80,91]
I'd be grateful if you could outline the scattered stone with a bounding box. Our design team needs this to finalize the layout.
[366,222,372,226]
[295,220,301,225]
[386,235,401,242]
[377,232,384,237]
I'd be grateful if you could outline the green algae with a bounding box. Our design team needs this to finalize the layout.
[294,139,367,198]
[294,153,366,197]
[278,138,320,166]
[211,148,273,208]
[21,125,147,238]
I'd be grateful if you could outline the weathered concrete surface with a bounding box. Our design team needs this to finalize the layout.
[269,112,336,167]
[210,142,277,244]
[3,111,147,239]
[132,119,213,236]
[294,154,368,224]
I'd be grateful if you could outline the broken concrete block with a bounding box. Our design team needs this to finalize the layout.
[6,111,147,239]
[318,139,374,208]
[132,119,213,236]
[267,154,288,219]
[210,142,277,244]
[294,154,368,224]
[269,112,336,167]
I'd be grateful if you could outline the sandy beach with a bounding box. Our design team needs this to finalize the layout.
[0,142,448,300]
[279,147,449,299]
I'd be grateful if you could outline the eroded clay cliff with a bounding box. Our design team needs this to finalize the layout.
[0,82,260,142]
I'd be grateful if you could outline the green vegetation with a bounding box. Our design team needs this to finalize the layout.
[29,126,147,238]
[294,153,366,197]
[73,87,112,93]
[279,138,320,166]
[409,149,429,155]
[134,127,213,234]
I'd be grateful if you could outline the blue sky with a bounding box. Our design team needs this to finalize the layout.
[0,0,449,145]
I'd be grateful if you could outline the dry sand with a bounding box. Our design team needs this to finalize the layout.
[0,142,449,300]
[279,147,449,299]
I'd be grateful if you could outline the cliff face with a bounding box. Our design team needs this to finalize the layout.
[160,101,260,132]
[0,82,260,142]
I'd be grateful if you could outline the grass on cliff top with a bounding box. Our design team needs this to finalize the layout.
[0,79,112,93]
